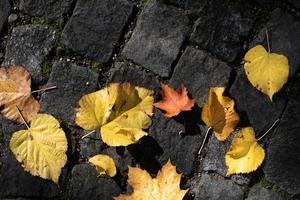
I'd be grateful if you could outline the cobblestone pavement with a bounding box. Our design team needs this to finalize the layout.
[0,0,300,199]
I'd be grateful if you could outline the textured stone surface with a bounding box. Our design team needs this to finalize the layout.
[0,0,10,32]
[169,46,231,107]
[62,0,134,63]
[19,0,74,21]
[263,79,300,195]
[246,184,284,200]
[202,133,251,186]
[191,1,254,62]
[108,62,160,91]
[0,119,59,198]
[68,164,121,200]
[288,0,300,9]
[229,70,287,134]
[40,61,99,125]
[252,9,300,76]
[122,0,190,77]
[194,173,246,200]
[130,110,202,176]
[2,25,56,83]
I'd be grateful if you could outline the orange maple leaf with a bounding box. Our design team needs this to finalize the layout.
[154,83,195,117]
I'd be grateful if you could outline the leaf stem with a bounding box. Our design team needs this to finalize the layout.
[198,127,212,155]
[81,130,96,139]
[265,28,271,53]
[257,119,280,141]
[16,106,30,129]
[31,86,57,94]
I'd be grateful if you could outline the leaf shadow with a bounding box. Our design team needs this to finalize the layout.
[127,136,164,175]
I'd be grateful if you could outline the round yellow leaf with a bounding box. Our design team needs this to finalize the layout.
[88,154,117,177]
[244,45,289,100]
[201,87,240,141]
[225,127,265,176]
[9,114,67,183]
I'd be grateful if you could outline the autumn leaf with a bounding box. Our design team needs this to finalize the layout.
[75,83,154,146]
[114,160,188,200]
[244,45,289,100]
[225,127,265,176]
[9,114,68,183]
[154,83,195,117]
[0,66,40,123]
[201,87,239,141]
[89,154,117,177]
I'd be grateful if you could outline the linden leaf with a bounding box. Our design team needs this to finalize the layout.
[0,66,40,123]
[244,45,289,100]
[75,83,154,146]
[9,114,68,183]
[89,154,117,177]
[154,83,195,117]
[201,87,240,141]
[225,127,265,176]
[114,160,188,200]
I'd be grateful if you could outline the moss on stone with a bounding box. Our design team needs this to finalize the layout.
[259,176,299,200]
[42,60,53,79]
[91,61,103,73]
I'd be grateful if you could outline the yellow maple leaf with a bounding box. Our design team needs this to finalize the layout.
[75,83,154,146]
[114,160,188,200]
[89,154,117,177]
[9,114,68,183]
[225,127,265,176]
[244,45,289,100]
[0,66,40,123]
[201,87,240,141]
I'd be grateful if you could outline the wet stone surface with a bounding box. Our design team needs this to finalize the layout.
[19,0,74,22]
[62,0,134,63]
[40,61,99,125]
[1,25,56,84]
[263,79,300,195]
[190,0,254,62]
[122,0,190,77]
[0,0,10,33]
[170,46,232,107]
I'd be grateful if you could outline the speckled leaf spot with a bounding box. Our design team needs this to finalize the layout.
[9,114,68,184]
[114,160,188,200]
[244,45,289,100]
[225,127,265,176]
[75,82,154,147]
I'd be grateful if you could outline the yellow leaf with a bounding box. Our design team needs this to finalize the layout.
[114,160,188,200]
[201,87,240,141]
[225,127,265,176]
[9,114,67,183]
[244,45,289,100]
[0,66,40,123]
[75,83,154,146]
[88,154,117,177]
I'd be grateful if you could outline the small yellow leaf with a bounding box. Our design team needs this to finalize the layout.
[9,114,67,183]
[75,83,154,146]
[0,66,40,123]
[225,127,265,176]
[88,154,117,177]
[114,160,188,200]
[244,45,289,100]
[201,87,240,141]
